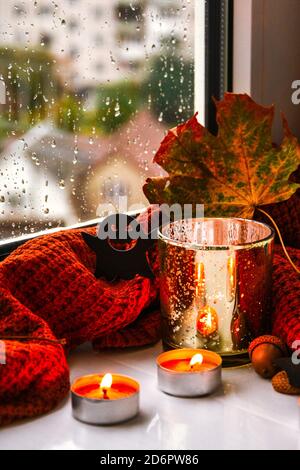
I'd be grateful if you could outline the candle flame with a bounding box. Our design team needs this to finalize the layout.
[206,311,212,329]
[228,256,234,271]
[190,353,203,367]
[227,255,236,302]
[100,373,113,390]
[195,262,205,283]
[197,306,218,337]
[195,262,205,298]
[228,256,236,285]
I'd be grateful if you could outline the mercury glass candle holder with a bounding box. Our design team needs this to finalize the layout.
[158,218,274,366]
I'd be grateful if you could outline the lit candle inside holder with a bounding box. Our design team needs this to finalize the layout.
[197,306,218,338]
[157,349,222,397]
[71,373,139,425]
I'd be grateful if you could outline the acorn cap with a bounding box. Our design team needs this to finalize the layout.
[248,335,287,359]
[272,371,300,395]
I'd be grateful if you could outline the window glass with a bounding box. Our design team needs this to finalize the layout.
[0,0,196,239]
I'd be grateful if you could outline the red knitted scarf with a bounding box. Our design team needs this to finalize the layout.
[0,223,160,425]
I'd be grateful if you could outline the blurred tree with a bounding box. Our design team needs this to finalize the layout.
[54,94,84,133]
[95,81,141,134]
[0,47,59,137]
[145,54,194,125]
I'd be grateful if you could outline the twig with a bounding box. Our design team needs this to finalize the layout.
[258,207,300,274]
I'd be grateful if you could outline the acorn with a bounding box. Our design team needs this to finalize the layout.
[248,335,287,379]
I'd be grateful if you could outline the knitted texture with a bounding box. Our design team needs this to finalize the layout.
[0,223,160,425]
[272,371,300,395]
[272,246,300,348]
[255,188,300,248]
[255,190,300,348]
[248,335,287,359]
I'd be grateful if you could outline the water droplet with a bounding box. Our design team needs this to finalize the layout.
[51,139,56,148]
[158,112,163,122]
[74,146,79,155]
[43,208,49,214]
[88,137,94,145]
[23,142,28,151]
[59,179,65,189]
[0,196,5,203]
[114,102,120,117]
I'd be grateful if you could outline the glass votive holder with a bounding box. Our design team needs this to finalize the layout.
[158,218,274,366]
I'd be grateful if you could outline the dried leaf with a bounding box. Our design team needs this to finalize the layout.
[144,93,300,218]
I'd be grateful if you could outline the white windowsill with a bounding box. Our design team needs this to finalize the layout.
[1,342,298,450]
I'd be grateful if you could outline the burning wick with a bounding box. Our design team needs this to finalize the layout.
[189,353,204,370]
[100,373,113,400]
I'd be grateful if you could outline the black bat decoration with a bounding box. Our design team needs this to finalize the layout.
[82,213,156,281]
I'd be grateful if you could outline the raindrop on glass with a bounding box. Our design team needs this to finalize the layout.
[114,102,120,117]
[59,179,65,189]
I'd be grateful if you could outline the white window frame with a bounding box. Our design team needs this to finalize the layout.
[233,0,300,142]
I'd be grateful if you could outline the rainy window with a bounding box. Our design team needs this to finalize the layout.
[0,0,223,240]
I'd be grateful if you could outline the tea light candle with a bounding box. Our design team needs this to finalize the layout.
[157,348,222,397]
[71,373,139,425]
